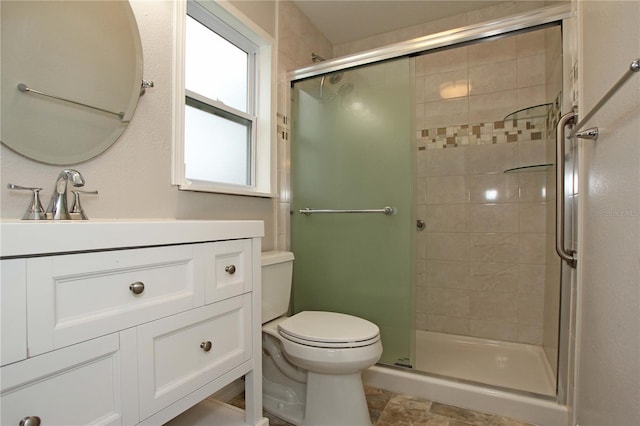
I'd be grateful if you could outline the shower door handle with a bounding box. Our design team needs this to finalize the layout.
[555,110,577,268]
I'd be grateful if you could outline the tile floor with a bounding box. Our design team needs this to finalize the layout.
[228,385,535,426]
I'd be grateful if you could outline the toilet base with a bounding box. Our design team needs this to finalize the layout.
[263,369,372,426]
[263,376,305,425]
[302,371,371,426]
[262,321,378,426]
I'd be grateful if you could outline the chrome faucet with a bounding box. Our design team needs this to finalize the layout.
[46,169,85,220]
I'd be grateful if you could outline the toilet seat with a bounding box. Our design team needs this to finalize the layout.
[277,311,380,349]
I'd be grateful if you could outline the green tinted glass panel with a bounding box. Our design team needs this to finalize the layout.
[290,58,414,366]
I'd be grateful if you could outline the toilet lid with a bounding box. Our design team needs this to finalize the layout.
[278,311,380,348]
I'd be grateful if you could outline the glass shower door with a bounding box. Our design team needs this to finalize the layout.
[290,58,414,366]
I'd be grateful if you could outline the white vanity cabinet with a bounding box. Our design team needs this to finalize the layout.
[1,334,125,426]
[26,244,202,357]
[136,294,251,419]
[0,220,265,426]
[0,259,27,366]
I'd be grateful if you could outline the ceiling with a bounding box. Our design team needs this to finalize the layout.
[292,0,507,45]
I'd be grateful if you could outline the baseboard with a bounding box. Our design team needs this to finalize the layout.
[206,378,245,403]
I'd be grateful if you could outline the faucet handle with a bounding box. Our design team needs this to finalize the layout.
[7,184,46,220]
[70,189,98,220]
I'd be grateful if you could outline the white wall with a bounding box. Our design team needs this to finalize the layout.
[574,1,640,424]
[1,1,276,249]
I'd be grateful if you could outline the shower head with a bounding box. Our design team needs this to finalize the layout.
[311,52,344,85]
[318,71,350,102]
[317,80,354,104]
[311,53,325,63]
[329,73,343,85]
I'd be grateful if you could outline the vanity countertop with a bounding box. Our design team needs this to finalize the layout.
[0,219,264,258]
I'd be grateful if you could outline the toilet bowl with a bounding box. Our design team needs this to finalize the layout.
[275,311,382,374]
[261,252,383,426]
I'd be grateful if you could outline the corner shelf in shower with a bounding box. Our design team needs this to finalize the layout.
[504,163,554,173]
[503,103,552,121]
[503,103,555,173]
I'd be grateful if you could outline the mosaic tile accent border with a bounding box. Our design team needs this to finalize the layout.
[277,112,289,142]
[417,94,562,150]
[417,116,546,149]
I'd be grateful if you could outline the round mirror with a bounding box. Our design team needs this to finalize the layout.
[1,1,143,165]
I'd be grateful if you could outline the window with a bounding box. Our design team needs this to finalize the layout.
[173,0,275,196]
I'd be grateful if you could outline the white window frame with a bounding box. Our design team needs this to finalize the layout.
[172,0,276,197]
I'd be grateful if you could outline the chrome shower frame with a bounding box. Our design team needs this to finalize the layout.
[288,4,572,84]
[285,4,577,422]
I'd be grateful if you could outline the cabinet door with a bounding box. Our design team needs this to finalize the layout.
[137,294,252,419]
[204,239,252,304]
[1,259,27,366]
[0,334,125,426]
[27,244,203,356]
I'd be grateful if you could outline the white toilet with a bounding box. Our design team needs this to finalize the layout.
[261,251,383,426]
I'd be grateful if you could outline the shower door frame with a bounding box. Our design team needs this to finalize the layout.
[285,2,576,405]
[289,4,572,81]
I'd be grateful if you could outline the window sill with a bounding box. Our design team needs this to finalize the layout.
[177,181,277,198]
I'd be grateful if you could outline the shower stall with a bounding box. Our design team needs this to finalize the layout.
[288,4,575,423]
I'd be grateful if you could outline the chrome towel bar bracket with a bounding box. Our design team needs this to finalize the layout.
[16,79,156,120]
[17,83,125,120]
[573,58,639,140]
[299,207,394,216]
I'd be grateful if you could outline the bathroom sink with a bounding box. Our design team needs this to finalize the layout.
[0,219,264,258]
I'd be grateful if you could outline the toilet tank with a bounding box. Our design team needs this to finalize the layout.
[261,251,295,323]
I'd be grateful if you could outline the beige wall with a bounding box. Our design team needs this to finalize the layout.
[229,0,276,38]
[574,0,640,424]
[334,1,547,57]
[1,1,276,248]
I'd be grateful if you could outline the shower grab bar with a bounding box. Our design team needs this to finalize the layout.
[556,110,577,268]
[299,206,394,216]
[572,58,640,140]
[17,83,126,120]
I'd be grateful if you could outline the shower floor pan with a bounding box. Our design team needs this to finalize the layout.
[414,330,556,396]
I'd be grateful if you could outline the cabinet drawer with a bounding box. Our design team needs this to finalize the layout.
[27,245,203,356]
[0,334,123,426]
[204,239,252,304]
[1,259,27,366]
[137,294,251,419]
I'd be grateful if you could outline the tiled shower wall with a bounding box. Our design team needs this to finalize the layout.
[416,139,551,344]
[277,2,563,347]
[414,27,560,345]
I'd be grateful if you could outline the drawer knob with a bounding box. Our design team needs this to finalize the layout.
[129,281,145,295]
[20,417,41,426]
[225,264,236,275]
[200,341,213,352]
